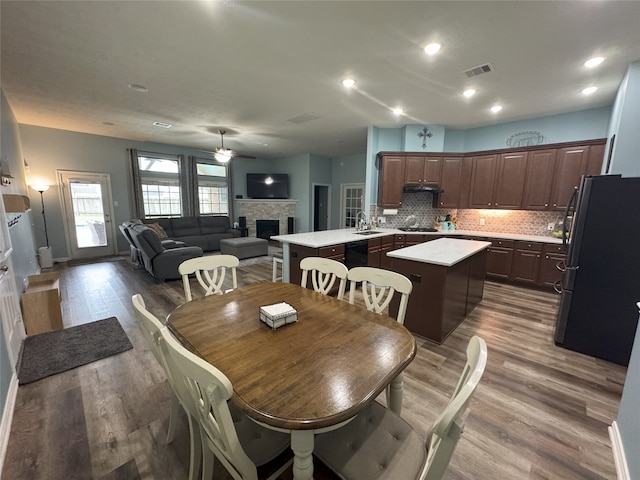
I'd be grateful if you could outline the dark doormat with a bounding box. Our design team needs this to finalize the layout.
[17,317,133,385]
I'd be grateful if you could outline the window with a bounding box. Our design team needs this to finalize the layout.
[129,149,232,219]
[196,160,229,215]
[136,154,183,217]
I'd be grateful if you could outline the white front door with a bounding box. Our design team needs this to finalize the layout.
[58,171,117,259]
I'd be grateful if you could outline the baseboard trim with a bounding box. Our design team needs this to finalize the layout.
[0,373,18,471]
[609,421,630,480]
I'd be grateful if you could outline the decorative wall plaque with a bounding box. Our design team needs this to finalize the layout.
[506,131,544,148]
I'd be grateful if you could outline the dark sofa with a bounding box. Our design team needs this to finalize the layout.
[142,216,241,252]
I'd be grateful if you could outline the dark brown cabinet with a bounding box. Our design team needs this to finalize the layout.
[377,155,405,207]
[468,155,498,208]
[538,243,565,289]
[434,156,464,208]
[493,152,528,209]
[522,149,557,210]
[405,156,442,185]
[549,144,604,211]
[368,235,395,269]
[289,243,345,288]
[485,239,514,280]
[511,241,543,284]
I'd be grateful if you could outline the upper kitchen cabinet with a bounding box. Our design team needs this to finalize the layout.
[377,154,405,207]
[549,142,605,211]
[522,149,558,210]
[434,156,464,209]
[493,152,528,209]
[468,154,498,208]
[405,156,442,185]
[468,153,527,209]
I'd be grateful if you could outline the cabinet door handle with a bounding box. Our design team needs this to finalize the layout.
[553,280,563,294]
[0,265,7,272]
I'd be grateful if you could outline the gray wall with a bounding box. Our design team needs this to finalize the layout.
[606,61,640,176]
[0,89,38,427]
[330,154,366,229]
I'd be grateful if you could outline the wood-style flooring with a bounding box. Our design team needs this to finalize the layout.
[2,254,627,479]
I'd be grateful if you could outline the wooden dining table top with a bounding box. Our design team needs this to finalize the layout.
[166,282,417,430]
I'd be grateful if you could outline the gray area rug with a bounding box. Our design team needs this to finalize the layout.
[17,317,133,385]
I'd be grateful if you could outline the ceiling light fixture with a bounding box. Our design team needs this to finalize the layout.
[391,107,404,115]
[128,84,149,92]
[582,86,598,95]
[214,151,232,163]
[463,89,476,98]
[424,43,441,55]
[342,78,356,88]
[584,56,605,68]
[490,105,502,113]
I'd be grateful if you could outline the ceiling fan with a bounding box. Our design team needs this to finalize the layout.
[210,130,256,163]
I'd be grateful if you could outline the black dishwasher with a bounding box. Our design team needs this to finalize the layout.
[344,240,369,269]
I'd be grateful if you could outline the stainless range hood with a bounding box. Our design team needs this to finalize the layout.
[403,184,444,194]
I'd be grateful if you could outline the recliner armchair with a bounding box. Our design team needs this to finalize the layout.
[128,223,203,281]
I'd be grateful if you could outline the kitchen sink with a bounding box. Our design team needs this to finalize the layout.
[354,231,380,235]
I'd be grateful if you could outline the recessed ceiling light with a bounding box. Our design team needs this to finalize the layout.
[463,89,476,98]
[490,105,502,113]
[582,86,598,95]
[128,83,149,92]
[391,107,404,115]
[342,78,356,88]
[584,56,605,68]
[424,43,441,55]
[152,121,172,128]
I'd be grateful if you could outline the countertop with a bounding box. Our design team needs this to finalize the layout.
[271,228,562,248]
[387,238,492,267]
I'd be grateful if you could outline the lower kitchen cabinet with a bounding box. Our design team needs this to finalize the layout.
[369,235,401,269]
[485,239,514,280]
[511,241,543,284]
[289,243,345,288]
[538,243,565,290]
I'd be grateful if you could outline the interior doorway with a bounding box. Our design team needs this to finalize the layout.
[313,184,331,231]
[58,171,117,259]
[340,183,365,228]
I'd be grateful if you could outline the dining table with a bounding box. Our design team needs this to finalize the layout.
[166,282,417,480]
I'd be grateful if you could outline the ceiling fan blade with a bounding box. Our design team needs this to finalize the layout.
[232,153,257,159]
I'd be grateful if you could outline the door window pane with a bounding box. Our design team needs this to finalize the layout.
[70,182,107,248]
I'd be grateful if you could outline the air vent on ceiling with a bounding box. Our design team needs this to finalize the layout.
[286,112,321,124]
[463,63,494,78]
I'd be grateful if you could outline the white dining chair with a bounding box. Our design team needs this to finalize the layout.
[178,255,239,302]
[314,335,488,480]
[300,256,349,300]
[131,294,201,480]
[272,251,283,282]
[346,266,413,324]
[158,327,293,480]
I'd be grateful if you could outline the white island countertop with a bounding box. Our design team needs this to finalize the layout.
[271,228,560,248]
[387,238,492,267]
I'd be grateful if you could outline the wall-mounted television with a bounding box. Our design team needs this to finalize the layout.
[247,173,289,199]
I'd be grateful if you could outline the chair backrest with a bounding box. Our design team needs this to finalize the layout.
[158,327,259,480]
[179,255,239,301]
[300,257,348,300]
[421,335,488,480]
[347,267,413,324]
[131,293,167,367]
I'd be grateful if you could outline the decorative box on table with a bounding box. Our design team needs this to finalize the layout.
[259,302,298,329]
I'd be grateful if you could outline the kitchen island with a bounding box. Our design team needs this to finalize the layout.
[387,238,491,343]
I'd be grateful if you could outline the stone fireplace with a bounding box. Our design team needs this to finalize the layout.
[236,199,297,237]
[256,220,279,239]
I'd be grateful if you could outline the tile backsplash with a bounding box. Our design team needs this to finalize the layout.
[370,192,561,236]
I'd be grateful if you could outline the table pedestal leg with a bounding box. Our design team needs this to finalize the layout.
[291,430,314,480]
[387,372,404,414]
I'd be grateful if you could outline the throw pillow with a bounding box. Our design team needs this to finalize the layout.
[147,222,168,239]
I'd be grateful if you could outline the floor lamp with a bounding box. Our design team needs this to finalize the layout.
[30,184,53,268]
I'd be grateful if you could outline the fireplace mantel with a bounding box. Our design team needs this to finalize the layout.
[236,199,297,236]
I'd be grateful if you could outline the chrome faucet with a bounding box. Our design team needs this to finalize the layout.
[356,211,370,231]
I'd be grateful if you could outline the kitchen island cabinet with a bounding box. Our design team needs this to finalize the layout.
[388,238,490,343]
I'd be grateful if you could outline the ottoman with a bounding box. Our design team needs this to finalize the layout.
[220,237,268,260]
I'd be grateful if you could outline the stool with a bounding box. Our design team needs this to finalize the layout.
[272,251,283,282]
[219,237,268,260]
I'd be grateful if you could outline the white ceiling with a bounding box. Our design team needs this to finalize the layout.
[2,1,640,159]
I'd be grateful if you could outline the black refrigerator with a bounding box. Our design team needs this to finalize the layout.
[555,174,640,366]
